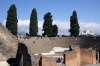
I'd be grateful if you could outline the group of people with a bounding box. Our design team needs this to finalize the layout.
[56,57,64,63]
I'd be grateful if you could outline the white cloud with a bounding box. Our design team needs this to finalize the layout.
[2,20,100,35]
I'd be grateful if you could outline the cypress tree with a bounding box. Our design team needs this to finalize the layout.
[6,4,18,35]
[52,24,58,37]
[42,12,53,37]
[69,10,80,37]
[29,8,38,36]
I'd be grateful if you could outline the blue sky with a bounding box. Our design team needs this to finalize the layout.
[0,0,100,35]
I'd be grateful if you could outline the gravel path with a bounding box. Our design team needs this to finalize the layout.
[57,63,65,66]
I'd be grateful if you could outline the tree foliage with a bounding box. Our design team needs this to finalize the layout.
[52,24,58,37]
[42,12,58,37]
[69,10,80,37]
[6,4,18,35]
[29,8,38,36]
[42,12,53,37]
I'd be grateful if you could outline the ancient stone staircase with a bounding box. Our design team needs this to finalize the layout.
[19,37,100,54]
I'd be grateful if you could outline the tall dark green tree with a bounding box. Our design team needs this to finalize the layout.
[29,8,38,36]
[69,10,80,37]
[6,4,18,35]
[52,24,58,37]
[42,12,53,37]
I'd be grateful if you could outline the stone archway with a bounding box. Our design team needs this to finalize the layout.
[7,58,18,66]
[16,43,32,66]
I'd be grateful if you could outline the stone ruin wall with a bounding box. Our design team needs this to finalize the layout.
[33,55,57,66]
[80,48,96,65]
[65,48,96,66]
[41,56,56,66]
[0,23,18,60]
[65,50,77,66]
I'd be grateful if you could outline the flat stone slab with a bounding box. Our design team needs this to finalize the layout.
[0,61,10,66]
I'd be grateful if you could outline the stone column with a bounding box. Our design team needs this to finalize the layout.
[20,55,23,66]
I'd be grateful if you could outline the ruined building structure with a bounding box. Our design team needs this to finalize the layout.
[0,23,100,66]
[65,48,96,66]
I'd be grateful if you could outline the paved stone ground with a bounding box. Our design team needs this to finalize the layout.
[57,63,65,66]
[0,61,10,66]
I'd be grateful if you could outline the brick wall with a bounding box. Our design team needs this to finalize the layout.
[65,48,96,66]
